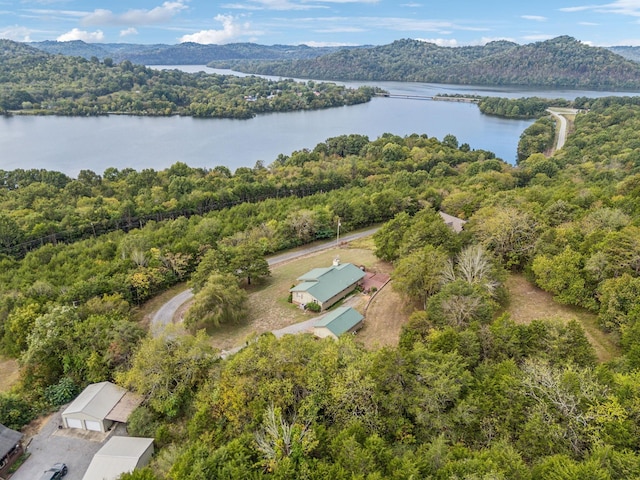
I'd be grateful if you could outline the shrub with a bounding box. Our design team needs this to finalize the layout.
[306,302,321,313]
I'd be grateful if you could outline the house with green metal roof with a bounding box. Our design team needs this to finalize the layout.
[290,260,365,311]
[314,306,364,340]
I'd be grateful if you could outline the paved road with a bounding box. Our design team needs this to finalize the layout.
[150,226,380,336]
[547,108,578,151]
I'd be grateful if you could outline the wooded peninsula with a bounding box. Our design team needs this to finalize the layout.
[0,40,378,118]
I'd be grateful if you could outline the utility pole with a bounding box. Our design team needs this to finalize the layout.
[336,217,341,246]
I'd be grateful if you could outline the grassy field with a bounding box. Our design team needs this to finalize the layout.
[505,274,620,362]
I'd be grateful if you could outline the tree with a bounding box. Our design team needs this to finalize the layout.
[117,327,218,418]
[392,245,449,309]
[532,247,593,309]
[185,273,248,330]
[441,243,502,298]
[254,404,317,473]
[373,211,412,262]
[426,280,494,329]
[469,206,538,269]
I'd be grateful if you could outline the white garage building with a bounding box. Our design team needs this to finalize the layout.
[62,382,127,432]
[83,436,154,480]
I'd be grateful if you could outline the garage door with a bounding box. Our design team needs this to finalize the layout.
[66,418,83,429]
[85,420,102,432]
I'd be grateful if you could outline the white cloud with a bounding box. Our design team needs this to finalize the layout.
[57,28,105,42]
[521,15,547,21]
[560,1,640,16]
[416,37,458,47]
[521,34,556,41]
[222,0,324,10]
[120,27,138,37]
[179,14,253,44]
[300,40,359,46]
[82,1,187,26]
[0,25,34,41]
[579,21,599,25]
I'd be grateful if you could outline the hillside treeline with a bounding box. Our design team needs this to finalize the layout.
[3,97,640,476]
[217,36,640,89]
[0,40,378,118]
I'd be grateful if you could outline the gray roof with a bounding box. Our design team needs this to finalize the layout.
[439,211,467,233]
[62,382,126,420]
[0,424,23,457]
[315,306,364,337]
[290,263,365,304]
[83,436,154,480]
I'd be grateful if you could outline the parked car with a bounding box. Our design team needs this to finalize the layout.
[39,463,68,480]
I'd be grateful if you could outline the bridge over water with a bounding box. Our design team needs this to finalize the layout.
[376,93,479,103]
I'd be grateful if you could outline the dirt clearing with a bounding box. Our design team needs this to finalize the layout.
[505,274,620,362]
[0,356,20,392]
[357,283,409,349]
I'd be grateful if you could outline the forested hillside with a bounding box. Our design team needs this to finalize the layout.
[27,40,362,65]
[3,96,640,477]
[0,39,378,117]
[218,36,640,89]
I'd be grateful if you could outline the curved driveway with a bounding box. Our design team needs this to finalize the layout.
[151,226,380,336]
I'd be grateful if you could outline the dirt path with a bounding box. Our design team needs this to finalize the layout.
[505,274,619,362]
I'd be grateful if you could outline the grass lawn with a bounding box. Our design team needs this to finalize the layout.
[206,245,390,351]
[505,274,620,363]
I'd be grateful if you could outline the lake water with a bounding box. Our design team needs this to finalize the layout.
[1,66,639,178]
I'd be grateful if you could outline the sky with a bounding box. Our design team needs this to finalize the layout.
[1,0,640,47]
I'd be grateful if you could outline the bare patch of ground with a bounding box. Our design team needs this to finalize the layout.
[357,283,409,349]
[0,356,19,392]
[505,274,620,362]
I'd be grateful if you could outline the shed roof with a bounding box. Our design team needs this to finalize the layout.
[105,391,144,423]
[82,436,154,480]
[315,306,364,337]
[62,382,126,420]
[291,263,365,304]
[0,424,22,457]
[439,211,467,233]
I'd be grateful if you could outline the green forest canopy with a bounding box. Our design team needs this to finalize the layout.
[216,36,640,89]
[0,39,379,118]
[3,96,640,477]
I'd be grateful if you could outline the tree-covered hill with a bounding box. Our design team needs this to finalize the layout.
[218,36,640,89]
[27,40,363,65]
[0,39,378,117]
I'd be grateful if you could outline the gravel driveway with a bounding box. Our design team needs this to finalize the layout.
[11,411,116,480]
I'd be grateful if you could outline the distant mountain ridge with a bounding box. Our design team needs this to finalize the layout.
[609,46,640,62]
[212,36,640,90]
[27,40,365,65]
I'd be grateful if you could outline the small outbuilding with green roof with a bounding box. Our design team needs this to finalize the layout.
[313,306,365,340]
[290,259,365,311]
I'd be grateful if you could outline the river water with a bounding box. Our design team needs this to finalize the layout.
[1,66,638,177]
